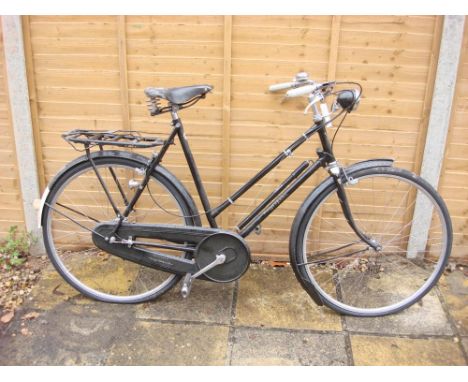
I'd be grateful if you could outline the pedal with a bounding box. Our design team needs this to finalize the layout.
[180,254,227,298]
[181,273,193,298]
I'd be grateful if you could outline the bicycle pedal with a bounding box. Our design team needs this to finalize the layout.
[181,273,193,298]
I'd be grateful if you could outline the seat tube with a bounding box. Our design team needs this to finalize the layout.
[172,109,218,228]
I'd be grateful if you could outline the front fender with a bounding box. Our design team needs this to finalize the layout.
[289,158,394,306]
[300,158,394,212]
[38,150,201,228]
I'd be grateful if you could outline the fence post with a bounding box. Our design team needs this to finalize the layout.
[2,15,45,255]
[407,15,465,258]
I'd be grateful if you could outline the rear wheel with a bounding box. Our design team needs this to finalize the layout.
[290,166,452,316]
[42,156,199,303]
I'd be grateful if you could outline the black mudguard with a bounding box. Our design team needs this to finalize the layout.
[289,158,394,306]
[39,150,202,229]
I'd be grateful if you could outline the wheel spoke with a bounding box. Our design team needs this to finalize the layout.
[43,160,191,302]
[298,168,449,315]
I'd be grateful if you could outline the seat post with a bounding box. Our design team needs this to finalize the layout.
[170,105,181,128]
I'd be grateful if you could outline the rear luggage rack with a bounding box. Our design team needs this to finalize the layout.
[62,129,166,151]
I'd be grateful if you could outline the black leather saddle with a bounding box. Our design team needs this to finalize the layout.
[144,85,212,104]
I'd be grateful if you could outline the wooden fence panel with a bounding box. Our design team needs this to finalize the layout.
[0,20,25,236]
[21,15,459,261]
[228,15,441,259]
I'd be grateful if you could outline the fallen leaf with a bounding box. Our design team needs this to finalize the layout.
[21,311,40,320]
[447,262,456,272]
[1,311,14,324]
[20,327,31,336]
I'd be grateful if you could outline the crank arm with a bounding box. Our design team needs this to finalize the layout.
[192,254,226,279]
[181,254,226,298]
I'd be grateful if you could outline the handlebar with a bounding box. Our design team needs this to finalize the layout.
[269,82,296,92]
[285,84,318,98]
[268,71,315,95]
[269,73,362,116]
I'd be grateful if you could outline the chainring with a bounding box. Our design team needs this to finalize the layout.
[194,232,251,282]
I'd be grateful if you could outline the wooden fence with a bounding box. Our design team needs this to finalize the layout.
[0,15,466,261]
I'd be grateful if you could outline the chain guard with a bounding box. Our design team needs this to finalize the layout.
[194,232,250,282]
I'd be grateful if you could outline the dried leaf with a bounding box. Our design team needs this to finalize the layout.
[1,311,14,324]
[20,327,31,336]
[21,311,39,320]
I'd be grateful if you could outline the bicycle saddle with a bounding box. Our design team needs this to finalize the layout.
[144,85,212,104]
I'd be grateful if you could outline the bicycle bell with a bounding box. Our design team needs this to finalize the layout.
[294,72,309,83]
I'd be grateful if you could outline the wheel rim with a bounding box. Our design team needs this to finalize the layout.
[44,161,188,302]
[301,171,449,315]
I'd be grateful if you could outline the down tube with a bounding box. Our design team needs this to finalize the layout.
[240,158,325,237]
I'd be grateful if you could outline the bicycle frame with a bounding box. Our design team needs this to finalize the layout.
[99,104,367,243]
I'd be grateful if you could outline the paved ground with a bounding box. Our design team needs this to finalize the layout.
[0,264,467,365]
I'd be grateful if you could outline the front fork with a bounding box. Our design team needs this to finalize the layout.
[315,100,381,252]
[328,162,382,251]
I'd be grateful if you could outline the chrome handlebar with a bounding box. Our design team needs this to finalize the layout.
[269,72,361,116]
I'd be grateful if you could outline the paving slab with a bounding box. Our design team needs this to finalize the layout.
[27,255,143,310]
[461,337,468,356]
[439,270,468,335]
[235,265,342,331]
[106,321,229,365]
[136,279,234,324]
[345,290,453,336]
[351,335,466,366]
[27,265,84,310]
[230,327,348,365]
[0,302,136,365]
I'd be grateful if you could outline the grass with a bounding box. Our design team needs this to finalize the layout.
[0,226,36,270]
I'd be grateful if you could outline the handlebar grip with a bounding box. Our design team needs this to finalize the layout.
[269,82,295,92]
[285,85,316,98]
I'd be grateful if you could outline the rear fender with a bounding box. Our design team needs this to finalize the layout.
[38,150,201,228]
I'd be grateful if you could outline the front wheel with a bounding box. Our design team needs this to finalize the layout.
[290,166,452,317]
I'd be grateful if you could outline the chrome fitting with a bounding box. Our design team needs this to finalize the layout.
[128,179,141,189]
[135,167,146,176]
[313,114,323,123]
[327,161,340,177]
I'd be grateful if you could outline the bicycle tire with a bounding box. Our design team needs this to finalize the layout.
[42,154,201,303]
[290,166,452,317]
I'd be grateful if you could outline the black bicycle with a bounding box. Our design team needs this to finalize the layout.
[38,72,452,317]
